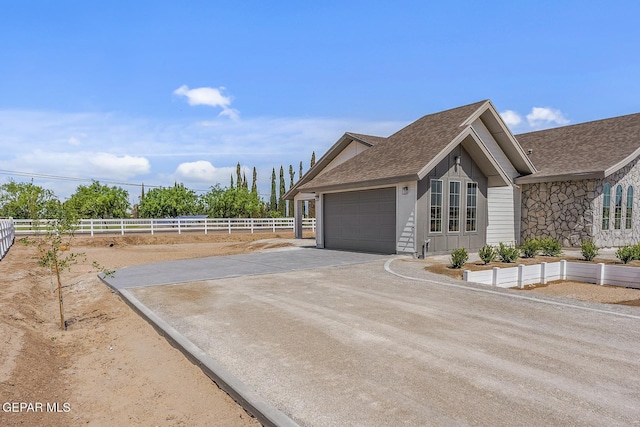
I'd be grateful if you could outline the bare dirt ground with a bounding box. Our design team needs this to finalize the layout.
[424,255,640,306]
[0,231,311,427]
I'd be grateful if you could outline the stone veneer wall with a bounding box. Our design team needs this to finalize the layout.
[592,157,640,247]
[521,181,593,247]
[521,156,640,248]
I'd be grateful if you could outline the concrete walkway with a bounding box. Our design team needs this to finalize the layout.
[102,249,640,426]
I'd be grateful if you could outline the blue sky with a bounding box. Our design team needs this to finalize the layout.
[1,0,639,202]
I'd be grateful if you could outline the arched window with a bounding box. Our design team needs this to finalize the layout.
[626,186,634,229]
[615,185,623,229]
[602,183,611,230]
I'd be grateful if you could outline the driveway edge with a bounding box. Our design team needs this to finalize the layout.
[100,276,300,427]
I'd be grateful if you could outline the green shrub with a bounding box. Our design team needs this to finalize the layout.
[616,245,637,264]
[450,248,468,269]
[520,238,540,258]
[498,242,520,263]
[478,244,497,265]
[539,237,562,257]
[580,240,598,261]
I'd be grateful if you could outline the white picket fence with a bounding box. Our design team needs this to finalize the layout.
[464,260,640,289]
[0,218,15,260]
[13,217,316,237]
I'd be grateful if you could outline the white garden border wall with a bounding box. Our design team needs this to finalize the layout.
[0,218,15,260]
[464,260,640,290]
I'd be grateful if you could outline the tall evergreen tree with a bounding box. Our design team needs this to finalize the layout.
[288,165,295,216]
[242,172,248,190]
[309,151,317,217]
[251,167,258,195]
[270,168,277,211]
[230,174,234,189]
[278,166,286,216]
[236,162,242,189]
[299,161,303,181]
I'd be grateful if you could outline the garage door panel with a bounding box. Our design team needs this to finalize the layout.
[324,188,396,254]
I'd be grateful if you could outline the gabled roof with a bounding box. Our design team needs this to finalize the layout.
[514,112,640,184]
[297,100,527,193]
[283,132,382,200]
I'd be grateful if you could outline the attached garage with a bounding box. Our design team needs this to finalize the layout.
[323,188,396,253]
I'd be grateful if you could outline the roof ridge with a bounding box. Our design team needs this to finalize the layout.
[516,110,640,136]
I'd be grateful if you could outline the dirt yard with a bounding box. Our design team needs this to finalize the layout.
[3,233,639,426]
[0,231,310,427]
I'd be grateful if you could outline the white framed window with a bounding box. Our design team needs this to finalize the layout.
[615,185,623,230]
[602,183,611,230]
[430,179,442,233]
[466,182,477,232]
[449,181,460,232]
[626,186,634,229]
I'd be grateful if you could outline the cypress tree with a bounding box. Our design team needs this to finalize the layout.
[299,161,303,181]
[236,162,242,189]
[309,151,317,217]
[230,174,234,189]
[288,165,295,216]
[251,167,258,195]
[270,168,277,211]
[279,166,286,216]
[242,172,248,190]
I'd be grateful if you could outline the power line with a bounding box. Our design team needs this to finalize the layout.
[0,169,212,192]
[0,169,272,196]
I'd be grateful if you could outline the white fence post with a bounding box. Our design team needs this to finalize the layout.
[597,263,605,286]
[0,218,15,260]
[540,262,547,285]
[560,260,567,280]
[121,219,125,236]
[517,264,525,289]
[492,267,499,286]
[90,219,94,237]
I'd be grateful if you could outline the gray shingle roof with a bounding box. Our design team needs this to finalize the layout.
[345,132,387,146]
[515,112,640,182]
[299,100,488,191]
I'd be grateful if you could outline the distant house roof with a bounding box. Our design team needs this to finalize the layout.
[297,100,492,193]
[515,112,640,184]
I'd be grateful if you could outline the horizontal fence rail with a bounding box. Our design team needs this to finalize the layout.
[0,218,15,260]
[464,260,640,290]
[13,217,316,237]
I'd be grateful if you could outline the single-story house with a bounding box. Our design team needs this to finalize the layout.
[284,100,640,254]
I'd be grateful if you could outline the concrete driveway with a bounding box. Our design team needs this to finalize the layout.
[103,248,640,426]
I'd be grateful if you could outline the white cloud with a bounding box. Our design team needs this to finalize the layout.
[499,110,522,127]
[89,153,151,177]
[174,85,240,120]
[174,161,250,186]
[526,107,569,128]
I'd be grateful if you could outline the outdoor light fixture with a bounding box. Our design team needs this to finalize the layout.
[402,186,409,195]
[455,156,461,165]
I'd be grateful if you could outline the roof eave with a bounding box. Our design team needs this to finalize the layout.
[514,171,604,184]
[604,147,640,177]
[299,174,418,194]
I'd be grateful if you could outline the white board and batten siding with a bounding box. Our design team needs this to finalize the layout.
[486,186,518,246]
[472,118,520,246]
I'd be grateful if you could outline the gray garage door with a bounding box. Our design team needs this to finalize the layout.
[324,188,396,254]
